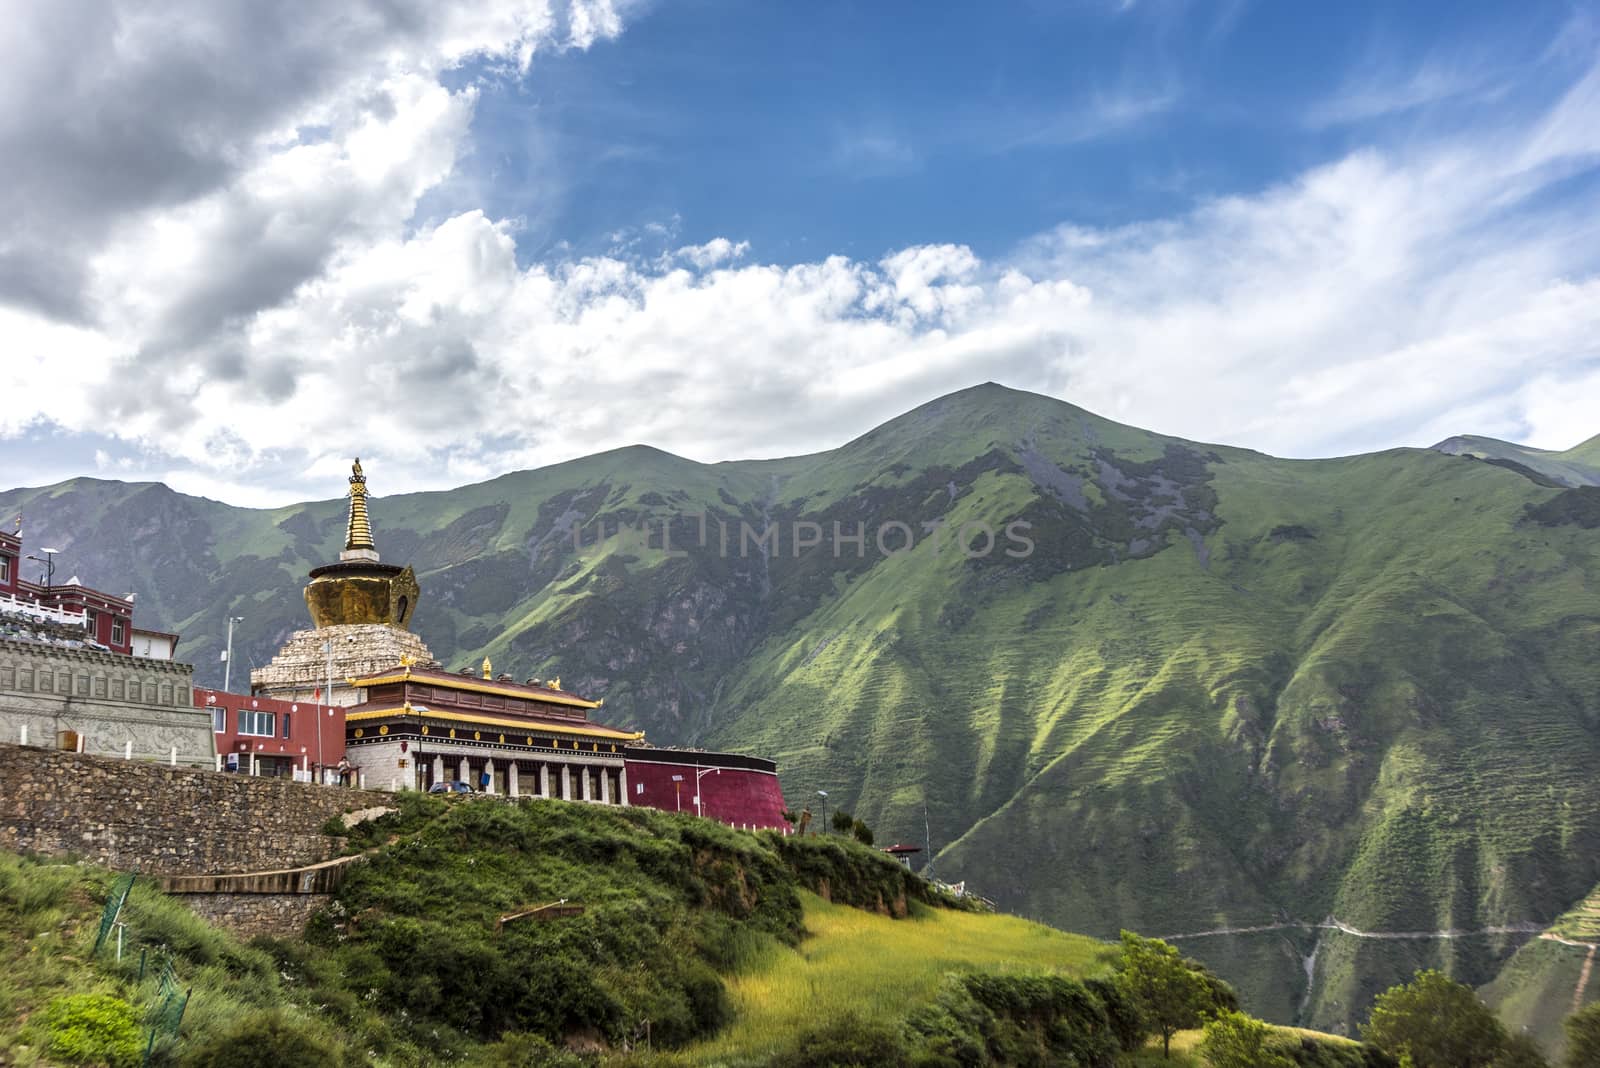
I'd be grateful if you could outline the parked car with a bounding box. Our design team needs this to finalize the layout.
[428,780,476,794]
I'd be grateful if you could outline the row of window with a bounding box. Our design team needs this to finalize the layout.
[0,664,184,705]
[83,610,127,645]
[212,707,291,739]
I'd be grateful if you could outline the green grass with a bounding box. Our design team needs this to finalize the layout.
[685,891,1113,1064]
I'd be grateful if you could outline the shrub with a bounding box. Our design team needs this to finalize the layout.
[37,993,141,1068]
[1197,1010,1293,1068]
[179,1012,343,1068]
[1567,1003,1600,1068]
[474,1032,593,1067]
[833,810,857,834]
[768,1013,911,1068]
[852,819,874,846]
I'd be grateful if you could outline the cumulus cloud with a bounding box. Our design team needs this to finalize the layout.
[1,2,1598,506]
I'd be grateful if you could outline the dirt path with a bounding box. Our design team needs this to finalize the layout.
[1161,917,1544,942]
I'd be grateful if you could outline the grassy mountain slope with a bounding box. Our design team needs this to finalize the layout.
[1432,433,1600,487]
[4,384,1598,1041]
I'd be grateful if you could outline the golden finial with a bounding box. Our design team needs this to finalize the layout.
[550,676,561,691]
[482,656,492,680]
[345,457,376,554]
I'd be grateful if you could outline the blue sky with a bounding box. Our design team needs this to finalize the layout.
[1,0,1597,505]
[456,1,1583,259]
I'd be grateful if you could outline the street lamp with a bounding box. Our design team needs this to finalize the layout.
[671,774,685,812]
[694,766,720,819]
[222,615,244,693]
[816,790,828,836]
[26,548,59,590]
[320,639,336,785]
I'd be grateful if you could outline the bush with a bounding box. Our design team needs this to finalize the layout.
[474,1032,593,1067]
[1567,1002,1600,1068]
[179,1012,343,1068]
[833,810,857,834]
[769,1014,911,1068]
[1197,1010,1292,1068]
[37,993,142,1068]
[852,819,874,846]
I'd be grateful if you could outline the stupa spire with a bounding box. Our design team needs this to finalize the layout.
[345,457,376,556]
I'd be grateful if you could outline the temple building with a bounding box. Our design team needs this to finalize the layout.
[342,659,643,796]
[244,459,787,823]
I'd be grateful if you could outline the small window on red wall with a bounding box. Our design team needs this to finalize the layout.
[111,618,126,645]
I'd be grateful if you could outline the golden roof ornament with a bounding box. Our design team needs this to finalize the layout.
[303,458,421,631]
[482,656,492,680]
[345,457,376,556]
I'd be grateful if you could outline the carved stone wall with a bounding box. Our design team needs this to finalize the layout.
[250,623,438,706]
[0,637,213,764]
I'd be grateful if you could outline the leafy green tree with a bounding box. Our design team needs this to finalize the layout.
[1567,1003,1600,1068]
[1197,1010,1293,1068]
[832,809,856,834]
[852,818,874,845]
[1360,970,1507,1068]
[1115,931,1209,1059]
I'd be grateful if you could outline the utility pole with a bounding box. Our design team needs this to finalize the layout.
[816,790,828,835]
[924,800,934,880]
[222,616,243,692]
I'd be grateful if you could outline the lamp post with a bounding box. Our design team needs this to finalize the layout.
[694,766,720,820]
[320,639,334,786]
[671,774,685,811]
[816,790,828,836]
[26,548,58,590]
[222,615,244,693]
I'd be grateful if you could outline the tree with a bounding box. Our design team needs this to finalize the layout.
[1567,1003,1600,1068]
[1197,1010,1293,1068]
[832,809,856,834]
[1360,970,1508,1068]
[852,818,874,845]
[1115,931,1209,1059]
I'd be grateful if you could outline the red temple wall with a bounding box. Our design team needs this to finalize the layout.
[624,756,789,830]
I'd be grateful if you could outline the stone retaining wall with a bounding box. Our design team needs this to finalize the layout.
[0,743,392,875]
[169,892,333,940]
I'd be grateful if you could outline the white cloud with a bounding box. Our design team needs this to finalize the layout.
[1,5,1598,506]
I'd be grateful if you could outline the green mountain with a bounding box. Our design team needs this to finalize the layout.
[1432,433,1600,487]
[5,383,1599,1042]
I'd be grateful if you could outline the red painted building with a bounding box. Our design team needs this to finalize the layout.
[623,747,790,830]
[194,687,347,782]
[0,528,136,654]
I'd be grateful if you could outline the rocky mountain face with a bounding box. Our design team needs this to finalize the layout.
[5,383,1599,1041]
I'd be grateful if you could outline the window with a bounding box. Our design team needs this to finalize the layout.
[212,708,226,733]
[236,708,276,737]
[0,556,9,582]
[281,713,291,739]
[111,617,125,645]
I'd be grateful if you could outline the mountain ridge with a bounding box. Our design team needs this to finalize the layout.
[3,383,1598,1044]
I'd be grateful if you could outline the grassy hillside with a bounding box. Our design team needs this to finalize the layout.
[4,797,1370,1067]
[5,383,1598,1041]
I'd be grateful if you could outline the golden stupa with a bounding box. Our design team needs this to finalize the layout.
[303,459,420,629]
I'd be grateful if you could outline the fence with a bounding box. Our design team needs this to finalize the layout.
[89,874,193,1065]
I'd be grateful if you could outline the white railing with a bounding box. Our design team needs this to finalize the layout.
[0,591,88,628]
